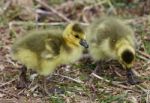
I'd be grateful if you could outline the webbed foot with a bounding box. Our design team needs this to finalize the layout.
[16,66,29,89]
[126,69,141,85]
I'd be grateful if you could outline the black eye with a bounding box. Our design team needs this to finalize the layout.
[75,35,79,38]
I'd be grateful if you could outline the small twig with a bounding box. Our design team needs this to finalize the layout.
[144,36,150,41]
[143,61,150,69]
[136,55,150,61]
[132,69,141,77]
[91,73,141,93]
[54,74,84,84]
[9,21,67,28]
[0,89,19,99]
[136,85,148,93]
[0,78,16,88]
[91,73,110,82]
[125,15,150,24]
[9,21,89,30]
[106,0,117,15]
[29,85,38,92]
[36,9,53,15]
[113,69,122,77]
[35,0,71,22]
[137,50,150,59]
[17,88,26,95]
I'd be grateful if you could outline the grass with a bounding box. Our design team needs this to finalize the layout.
[50,95,65,103]
[100,93,128,103]
[144,41,150,54]
[0,0,150,102]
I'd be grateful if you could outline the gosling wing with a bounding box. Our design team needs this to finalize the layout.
[41,38,62,59]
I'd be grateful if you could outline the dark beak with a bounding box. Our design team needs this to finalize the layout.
[80,39,89,48]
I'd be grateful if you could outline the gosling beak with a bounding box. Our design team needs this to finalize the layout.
[80,39,89,48]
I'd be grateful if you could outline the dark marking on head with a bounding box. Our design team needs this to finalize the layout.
[72,23,83,33]
[121,50,134,64]
[75,35,79,39]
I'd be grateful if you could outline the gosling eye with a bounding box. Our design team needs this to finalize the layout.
[75,35,79,39]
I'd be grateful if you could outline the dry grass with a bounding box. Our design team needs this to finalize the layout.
[0,0,150,102]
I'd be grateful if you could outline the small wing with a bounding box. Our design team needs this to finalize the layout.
[41,38,61,59]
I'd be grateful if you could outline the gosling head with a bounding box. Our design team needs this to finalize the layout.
[117,44,135,69]
[63,23,89,48]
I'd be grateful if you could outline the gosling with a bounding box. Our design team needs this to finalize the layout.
[87,17,140,84]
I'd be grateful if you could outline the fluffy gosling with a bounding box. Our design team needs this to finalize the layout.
[87,17,140,84]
